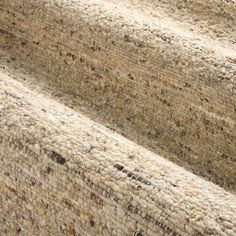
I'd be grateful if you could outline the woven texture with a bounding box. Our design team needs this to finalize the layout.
[1,75,236,235]
[0,0,236,235]
[0,0,235,189]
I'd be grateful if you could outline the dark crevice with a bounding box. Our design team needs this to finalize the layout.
[48,151,66,165]
[114,163,151,185]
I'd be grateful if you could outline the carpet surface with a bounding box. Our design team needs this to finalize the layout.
[0,0,236,235]
[1,73,236,235]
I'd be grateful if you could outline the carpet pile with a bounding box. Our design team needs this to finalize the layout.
[0,0,235,235]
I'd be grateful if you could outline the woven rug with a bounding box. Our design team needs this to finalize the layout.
[0,0,236,235]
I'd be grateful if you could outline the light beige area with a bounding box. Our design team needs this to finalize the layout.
[0,0,235,190]
[0,0,236,235]
[0,74,236,236]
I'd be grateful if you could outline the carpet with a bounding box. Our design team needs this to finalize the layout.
[0,0,236,235]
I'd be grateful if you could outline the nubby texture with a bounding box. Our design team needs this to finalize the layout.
[0,0,236,235]
[1,75,236,235]
[0,0,235,189]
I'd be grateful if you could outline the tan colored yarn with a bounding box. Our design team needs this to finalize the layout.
[0,74,236,235]
[0,0,236,235]
[0,0,235,190]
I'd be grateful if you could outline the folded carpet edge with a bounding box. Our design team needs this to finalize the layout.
[0,71,236,236]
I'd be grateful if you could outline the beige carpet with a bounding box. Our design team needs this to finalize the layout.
[0,0,236,235]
